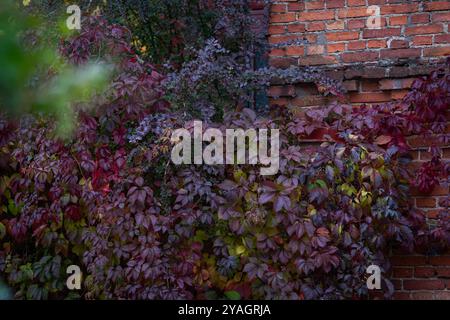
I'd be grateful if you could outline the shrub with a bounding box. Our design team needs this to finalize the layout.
[0,10,448,300]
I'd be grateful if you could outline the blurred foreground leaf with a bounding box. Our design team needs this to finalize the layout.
[0,0,109,137]
[0,279,12,300]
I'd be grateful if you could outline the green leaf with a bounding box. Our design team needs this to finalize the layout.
[0,222,5,240]
[7,199,18,216]
[224,290,241,300]
[235,245,246,256]
[316,179,327,189]
[193,230,208,242]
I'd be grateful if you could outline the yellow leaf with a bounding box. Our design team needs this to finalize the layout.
[235,245,246,255]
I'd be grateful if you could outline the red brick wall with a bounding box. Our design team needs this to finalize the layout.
[390,254,450,299]
[268,0,450,68]
[264,0,450,299]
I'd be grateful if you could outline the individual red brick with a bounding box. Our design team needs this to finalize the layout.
[381,4,419,14]
[380,48,421,59]
[435,34,450,44]
[326,31,360,41]
[269,48,285,57]
[389,39,410,49]
[348,19,366,29]
[393,267,414,278]
[405,24,444,36]
[415,197,436,208]
[413,36,433,46]
[349,91,390,103]
[326,20,345,30]
[269,25,286,35]
[288,2,305,12]
[271,3,287,13]
[347,41,366,50]
[306,22,326,31]
[298,11,335,21]
[432,12,450,22]
[411,291,435,300]
[390,15,408,26]
[424,1,450,11]
[368,39,387,48]
[287,23,306,33]
[305,1,325,10]
[411,13,430,24]
[363,28,401,39]
[299,55,338,66]
[269,57,297,68]
[328,43,346,53]
[306,45,325,55]
[361,80,379,92]
[268,35,298,44]
[403,280,445,290]
[391,256,428,266]
[338,7,370,18]
[270,13,296,23]
[430,256,450,266]
[286,46,305,56]
[436,268,450,278]
[342,51,379,63]
[348,0,366,6]
[424,46,450,57]
[415,267,436,278]
[326,0,345,9]
[391,90,409,100]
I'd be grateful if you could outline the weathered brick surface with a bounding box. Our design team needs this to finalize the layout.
[268,0,450,67]
[390,255,450,300]
[265,0,450,300]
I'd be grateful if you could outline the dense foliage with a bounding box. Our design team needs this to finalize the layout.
[0,2,448,300]
[26,0,266,66]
